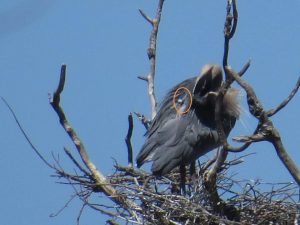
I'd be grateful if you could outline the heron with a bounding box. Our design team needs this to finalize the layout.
[136,64,241,191]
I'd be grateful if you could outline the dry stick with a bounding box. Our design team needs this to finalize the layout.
[125,113,134,166]
[138,0,165,120]
[227,68,300,186]
[49,65,141,220]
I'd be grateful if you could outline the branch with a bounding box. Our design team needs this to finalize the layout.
[49,65,141,218]
[125,113,134,166]
[204,2,252,217]
[226,67,300,186]
[63,147,91,176]
[267,76,300,117]
[215,0,243,152]
[1,97,53,169]
[134,112,150,130]
[223,0,238,71]
[139,0,165,119]
[208,0,240,182]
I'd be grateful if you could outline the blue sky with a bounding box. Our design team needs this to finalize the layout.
[1,1,300,224]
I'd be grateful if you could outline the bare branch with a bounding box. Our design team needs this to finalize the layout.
[238,59,251,76]
[106,220,120,225]
[267,76,300,117]
[125,113,134,166]
[138,9,153,25]
[208,0,241,185]
[76,203,86,225]
[49,65,142,218]
[139,0,165,119]
[1,97,53,169]
[50,65,95,175]
[226,67,300,186]
[137,75,148,81]
[134,112,150,130]
[226,67,264,119]
[50,193,77,218]
[271,132,300,187]
[63,147,91,176]
[223,0,238,71]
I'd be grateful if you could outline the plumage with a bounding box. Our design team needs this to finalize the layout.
[136,64,240,176]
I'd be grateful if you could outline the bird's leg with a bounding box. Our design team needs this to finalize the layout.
[180,164,186,195]
[189,160,198,193]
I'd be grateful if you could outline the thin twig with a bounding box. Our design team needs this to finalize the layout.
[50,193,77,217]
[64,147,91,176]
[1,97,53,169]
[77,203,86,225]
[106,220,120,225]
[138,9,153,25]
[267,76,300,117]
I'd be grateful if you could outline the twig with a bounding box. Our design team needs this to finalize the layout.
[50,193,77,217]
[134,112,150,130]
[139,0,165,119]
[63,147,91,176]
[125,113,134,166]
[77,203,86,225]
[238,60,251,76]
[227,126,259,152]
[1,97,53,169]
[106,220,120,225]
[267,76,300,117]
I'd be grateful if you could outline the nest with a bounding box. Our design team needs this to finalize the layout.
[105,161,299,225]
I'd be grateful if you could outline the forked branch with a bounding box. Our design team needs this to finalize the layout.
[226,68,300,186]
[138,0,165,119]
[49,65,141,220]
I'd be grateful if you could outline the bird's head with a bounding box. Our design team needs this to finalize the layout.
[193,64,241,120]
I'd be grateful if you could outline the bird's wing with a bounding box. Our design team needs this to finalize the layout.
[147,77,197,137]
[150,112,220,176]
[136,77,196,168]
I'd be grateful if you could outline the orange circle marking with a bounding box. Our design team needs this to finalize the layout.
[172,86,193,115]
